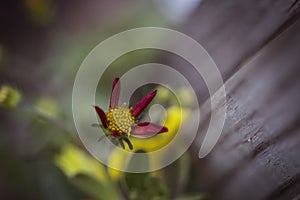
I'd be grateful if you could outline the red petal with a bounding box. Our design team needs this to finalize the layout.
[94,106,108,128]
[132,90,157,117]
[110,131,121,137]
[110,78,120,109]
[131,122,168,135]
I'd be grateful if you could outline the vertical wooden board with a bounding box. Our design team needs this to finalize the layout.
[190,18,300,200]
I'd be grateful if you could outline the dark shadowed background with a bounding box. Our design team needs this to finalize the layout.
[1,0,300,200]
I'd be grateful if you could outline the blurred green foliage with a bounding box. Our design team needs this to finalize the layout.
[0,81,204,199]
[24,0,56,25]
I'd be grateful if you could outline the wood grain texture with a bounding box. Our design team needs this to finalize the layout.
[167,0,300,102]
[185,0,300,75]
[189,16,300,200]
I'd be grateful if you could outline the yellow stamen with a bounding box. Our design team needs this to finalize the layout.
[106,105,135,136]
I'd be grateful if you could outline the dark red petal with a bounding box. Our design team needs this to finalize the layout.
[132,90,157,117]
[110,131,121,137]
[94,106,108,128]
[110,78,120,109]
[131,122,168,135]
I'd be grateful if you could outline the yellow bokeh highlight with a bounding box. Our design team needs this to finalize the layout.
[128,106,190,152]
[0,85,21,108]
[107,147,129,181]
[35,97,60,118]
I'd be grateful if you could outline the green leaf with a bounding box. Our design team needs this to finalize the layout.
[99,124,111,136]
[124,174,168,200]
[122,136,133,150]
[119,138,125,149]
[122,150,168,200]
[145,176,168,198]
[71,174,122,200]
[174,194,208,200]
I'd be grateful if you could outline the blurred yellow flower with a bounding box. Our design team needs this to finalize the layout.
[54,144,107,183]
[128,106,190,152]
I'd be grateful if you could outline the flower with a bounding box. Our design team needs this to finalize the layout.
[94,78,168,150]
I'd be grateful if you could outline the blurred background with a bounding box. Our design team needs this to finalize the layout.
[0,0,204,199]
[1,0,300,200]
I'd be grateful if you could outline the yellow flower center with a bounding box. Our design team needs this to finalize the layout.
[106,105,136,136]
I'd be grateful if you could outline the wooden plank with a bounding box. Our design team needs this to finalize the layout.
[186,0,300,75]
[168,0,300,102]
[189,17,300,200]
